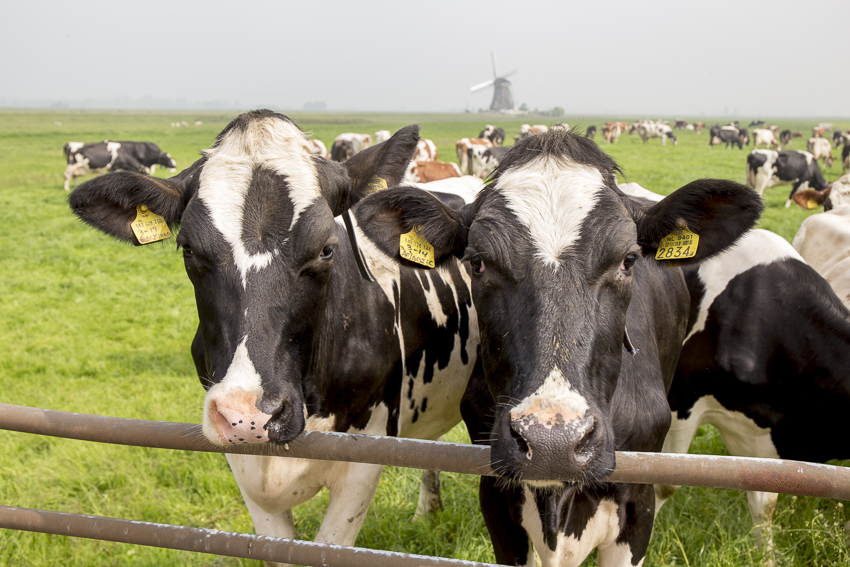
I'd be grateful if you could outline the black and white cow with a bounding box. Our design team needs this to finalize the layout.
[479,124,507,146]
[69,110,480,564]
[467,146,510,179]
[585,125,597,139]
[63,141,177,191]
[746,149,831,207]
[709,126,745,149]
[655,228,850,548]
[330,132,372,162]
[354,130,761,567]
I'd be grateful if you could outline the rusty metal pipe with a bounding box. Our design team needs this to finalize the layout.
[2,403,850,499]
[0,506,503,567]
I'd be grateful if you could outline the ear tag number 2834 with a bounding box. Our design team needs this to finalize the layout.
[131,205,172,244]
[400,226,435,268]
[655,223,699,261]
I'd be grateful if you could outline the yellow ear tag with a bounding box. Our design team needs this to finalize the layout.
[363,175,388,196]
[806,199,819,210]
[399,226,435,268]
[655,223,699,261]
[131,205,172,244]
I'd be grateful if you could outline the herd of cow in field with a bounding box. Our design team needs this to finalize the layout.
[63,110,850,567]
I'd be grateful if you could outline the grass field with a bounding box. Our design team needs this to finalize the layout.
[1,109,849,566]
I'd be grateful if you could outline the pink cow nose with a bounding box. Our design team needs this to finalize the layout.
[208,397,271,445]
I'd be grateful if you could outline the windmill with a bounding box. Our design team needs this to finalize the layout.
[470,52,517,112]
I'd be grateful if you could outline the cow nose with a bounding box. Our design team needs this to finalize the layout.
[264,396,307,445]
[507,413,604,481]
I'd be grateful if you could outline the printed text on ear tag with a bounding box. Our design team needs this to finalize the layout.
[807,199,819,210]
[655,223,699,261]
[399,226,435,268]
[363,175,388,196]
[131,205,172,244]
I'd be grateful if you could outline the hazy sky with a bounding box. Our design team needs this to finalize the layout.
[2,0,847,117]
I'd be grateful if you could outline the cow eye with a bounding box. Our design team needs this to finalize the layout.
[621,253,637,271]
[469,256,485,274]
[320,245,334,260]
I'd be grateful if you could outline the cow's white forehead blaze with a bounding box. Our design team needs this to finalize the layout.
[199,116,322,286]
[496,156,606,267]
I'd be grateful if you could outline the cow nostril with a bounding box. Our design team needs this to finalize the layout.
[572,417,597,461]
[509,424,531,458]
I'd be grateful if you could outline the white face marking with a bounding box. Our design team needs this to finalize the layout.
[67,141,84,153]
[498,156,605,267]
[200,116,321,286]
[510,367,589,422]
[685,229,803,343]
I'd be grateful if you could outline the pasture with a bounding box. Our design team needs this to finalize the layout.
[1,109,849,566]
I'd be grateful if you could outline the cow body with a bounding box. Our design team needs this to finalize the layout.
[456,137,494,175]
[69,111,479,567]
[355,130,761,567]
[63,141,176,191]
[479,124,506,146]
[515,124,548,143]
[807,137,835,168]
[412,138,438,162]
[330,132,372,162]
[793,204,850,308]
[746,149,830,206]
[602,122,623,144]
[639,122,677,145]
[752,128,781,150]
[585,125,597,139]
[656,228,850,547]
[710,126,745,149]
[405,160,462,183]
[467,146,509,179]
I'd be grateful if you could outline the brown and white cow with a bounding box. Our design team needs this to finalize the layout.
[412,138,438,162]
[514,124,549,143]
[355,129,761,567]
[807,137,835,168]
[404,159,461,183]
[602,122,623,144]
[456,137,494,176]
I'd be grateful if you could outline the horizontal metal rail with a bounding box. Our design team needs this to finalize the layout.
[0,506,503,567]
[2,403,850,500]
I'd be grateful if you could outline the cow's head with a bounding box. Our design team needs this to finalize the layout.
[158,152,177,172]
[355,130,761,486]
[70,109,418,446]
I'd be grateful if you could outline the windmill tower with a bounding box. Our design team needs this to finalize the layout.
[470,52,517,112]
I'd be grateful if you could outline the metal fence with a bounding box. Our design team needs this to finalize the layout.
[2,402,850,565]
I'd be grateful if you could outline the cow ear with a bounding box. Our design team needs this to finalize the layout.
[69,158,203,246]
[354,187,469,268]
[637,179,763,266]
[344,125,420,201]
[792,185,831,210]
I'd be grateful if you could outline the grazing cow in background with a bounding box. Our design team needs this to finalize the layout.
[404,160,461,183]
[551,122,571,131]
[748,119,765,128]
[639,122,677,145]
[585,124,597,139]
[656,228,850,550]
[833,130,850,148]
[602,122,623,143]
[406,175,485,207]
[807,137,835,168]
[793,203,850,308]
[514,123,548,143]
[752,128,781,150]
[738,128,750,145]
[308,139,328,159]
[813,126,826,138]
[69,111,480,561]
[674,119,689,129]
[693,121,705,134]
[412,138,438,162]
[330,132,372,162]
[746,149,830,207]
[466,146,509,179]
[780,130,793,147]
[355,129,761,567]
[374,130,391,144]
[710,126,745,149]
[63,141,177,191]
[478,124,506,146]
[456,137,494,175]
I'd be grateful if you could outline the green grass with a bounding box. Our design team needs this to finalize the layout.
[1,109,849,566]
